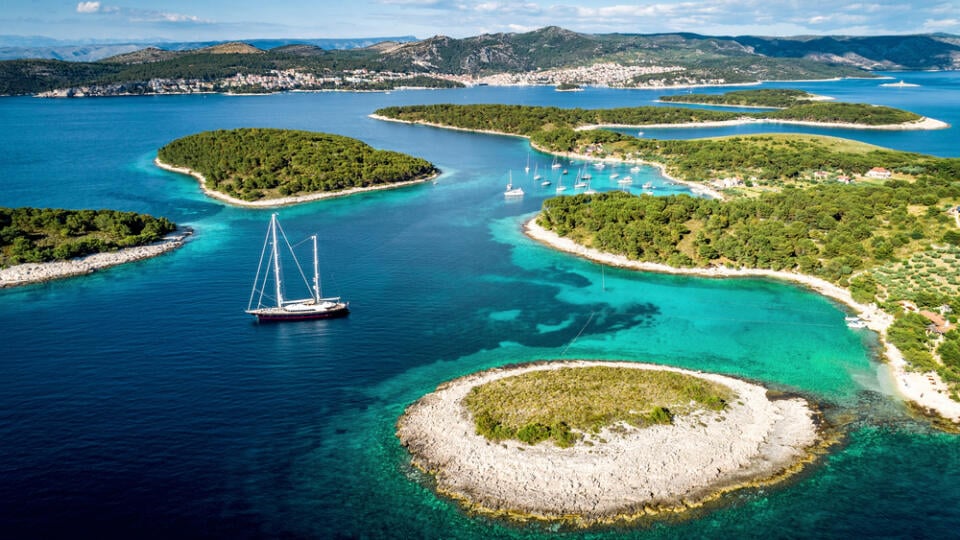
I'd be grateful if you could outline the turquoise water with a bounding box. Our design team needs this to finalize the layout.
[1,75,959,538]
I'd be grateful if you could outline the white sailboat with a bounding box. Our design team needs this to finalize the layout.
[538,163,551,186]
[573,167,587,189]
[525,154,530,174]
[533,164,542,181]
[551,157,562,169]
[556,174,567,193]
[246,214,349,322]
[504,171,524,197]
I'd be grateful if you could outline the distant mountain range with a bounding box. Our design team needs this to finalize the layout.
[2,27,958,96]
[383,27,960,73]
[0,36,418,62]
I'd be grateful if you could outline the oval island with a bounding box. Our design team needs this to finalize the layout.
[156,128,439,207]
[397,360,823,525]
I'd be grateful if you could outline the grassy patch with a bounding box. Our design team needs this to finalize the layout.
[873,246,960,302]
[463,365,735,447]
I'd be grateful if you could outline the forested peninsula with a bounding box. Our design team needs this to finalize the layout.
[157,128,438,205]
[0,207,185,287]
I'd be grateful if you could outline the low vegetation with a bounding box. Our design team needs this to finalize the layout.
[660,89,819,108]
[872,246,960,304]
[538,173,960,286]
[158,128,437,202]
[463,366,734,447]
[658,89,920,124]
[762,102,921,125]
[0,207,176,267]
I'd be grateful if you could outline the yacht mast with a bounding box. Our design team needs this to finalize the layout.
[271,213,283,307]
[312,234,321,302]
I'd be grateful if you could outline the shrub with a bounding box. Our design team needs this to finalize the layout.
[647,406,674,425]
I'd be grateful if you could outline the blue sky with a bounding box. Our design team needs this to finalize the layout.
[4,0,959,42]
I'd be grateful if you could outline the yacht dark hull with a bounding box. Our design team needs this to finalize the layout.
[248,303,350,322]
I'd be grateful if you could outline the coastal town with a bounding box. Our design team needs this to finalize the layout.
[37,68,458,97]
[441,62,691,87]
[37,62,719,97]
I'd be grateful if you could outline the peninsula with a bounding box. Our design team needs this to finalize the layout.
[397,360,823,524]
[156,128,438,206]
[373,101,960,427]
[0,207,186,288]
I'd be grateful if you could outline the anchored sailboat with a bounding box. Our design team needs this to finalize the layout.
[246,214,349,322]
[504,170,524,197]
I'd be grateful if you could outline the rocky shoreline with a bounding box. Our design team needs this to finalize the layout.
[523,219,960,426]
[0,228,192,288]
[154,158,437,207]
[397,360,822,525]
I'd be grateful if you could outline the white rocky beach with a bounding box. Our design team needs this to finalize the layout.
[397,360,821,523]
[0,229,191,288]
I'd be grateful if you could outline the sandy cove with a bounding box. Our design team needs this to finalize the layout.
[528,140,727,200]
[154,158,438,208]
[524,219,960,425]
[397,360,822,524]
[371,115,727,199]
[0,228,192,288]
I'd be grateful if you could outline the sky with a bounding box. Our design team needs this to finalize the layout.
[3,0,959,43]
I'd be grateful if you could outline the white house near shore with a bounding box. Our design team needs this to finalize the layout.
[865,167,892,179]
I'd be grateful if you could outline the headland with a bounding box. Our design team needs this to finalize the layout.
[0,228,192,288]
[397,360,823,525]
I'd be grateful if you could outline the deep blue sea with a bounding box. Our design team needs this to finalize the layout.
[2,72,959,539]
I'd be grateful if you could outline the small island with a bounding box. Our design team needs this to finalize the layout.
[397,360,822,525]
[0,207,186,288]
[555,82,582,92]
[156,128,438,206]
[659,88,830,108]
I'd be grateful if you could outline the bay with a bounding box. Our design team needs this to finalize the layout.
[1,74,959,538]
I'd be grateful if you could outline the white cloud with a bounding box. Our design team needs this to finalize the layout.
[575,4,679,19]
[139,12,202,23]
[75,3,208,24]
[76,1,100,13]
[922,17,959,30]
